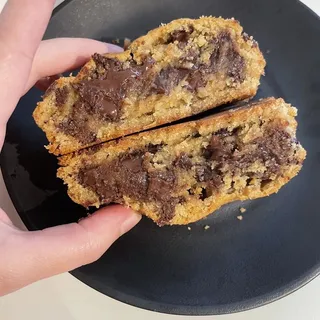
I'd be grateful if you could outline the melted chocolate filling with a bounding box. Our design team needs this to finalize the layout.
[173,153,193,169]
[78,150,183,225]
[58,101,97,145]
[55,86,69,106]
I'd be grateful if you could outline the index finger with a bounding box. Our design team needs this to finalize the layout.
[0,0,55,126]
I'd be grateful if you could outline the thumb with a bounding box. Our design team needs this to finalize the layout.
[0,205,141,296]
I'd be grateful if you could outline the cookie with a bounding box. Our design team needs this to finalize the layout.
[57,98,306,226]
[33,16,265,155]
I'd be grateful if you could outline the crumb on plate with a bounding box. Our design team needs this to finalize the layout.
[240,207,247,213]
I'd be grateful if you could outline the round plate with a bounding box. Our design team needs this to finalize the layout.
[2,0,320,315]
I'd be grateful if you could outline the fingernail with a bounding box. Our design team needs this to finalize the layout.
[106,43,124,53]
[120,211,141,236]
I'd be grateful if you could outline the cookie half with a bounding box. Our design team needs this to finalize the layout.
[57,98,306,226]
[34,16,265,155]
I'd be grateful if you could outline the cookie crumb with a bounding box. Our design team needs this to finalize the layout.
[187,226,191,231]
[124,38,132,50]
[204,225,210,230]
[240,207,246,213]
[237,215,243,221]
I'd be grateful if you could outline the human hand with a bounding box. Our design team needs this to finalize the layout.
[0,0,141,296]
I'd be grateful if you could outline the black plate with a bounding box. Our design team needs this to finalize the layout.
[1,0,320,315]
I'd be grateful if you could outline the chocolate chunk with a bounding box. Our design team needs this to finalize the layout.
[225,127,294,177]
[259,129,293,165]
[79,165,118,203]
[120,151,145,172]
[55,86,69,106]
[148,169,180,225]
[118,152,149,199]
[152,30,247,95]
[73,56,155,121]
[148,169,176,195]
[196,166,212,182]
[91,54,125,79]
[171,30,190,43]
[100,99,119,120]
[79,151,148,203]
[78,151,181,225]
[184,71,206,91]
[167,25,194,44]
[121,153,144,172]
[227,54,245,82]
[147,143,163,154]
[182,31,246,92]
[60,55,155,138]
[209,31,245,83]
[197,126,295,189]
[252,129,292,170]
[196,165,222,188]
[173,153,193,169]
[73,80,121,121]
[203,129,237,161]
[151,67,189,95]
[157,196,185,226]
[58,101,96,144]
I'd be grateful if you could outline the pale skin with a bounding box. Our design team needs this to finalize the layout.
[0,0,141,296]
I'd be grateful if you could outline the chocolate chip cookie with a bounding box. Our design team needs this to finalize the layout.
[57,98,306,226]
[33,16,265,155]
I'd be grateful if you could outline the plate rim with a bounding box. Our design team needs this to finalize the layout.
[70,266,320,315]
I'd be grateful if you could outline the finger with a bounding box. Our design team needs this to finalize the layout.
[0,206,141,295]
[0,0,55,127]
[26,38,123,92]
[0,208,13,226]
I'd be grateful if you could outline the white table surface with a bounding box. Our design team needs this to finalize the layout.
[0,0,319,319]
